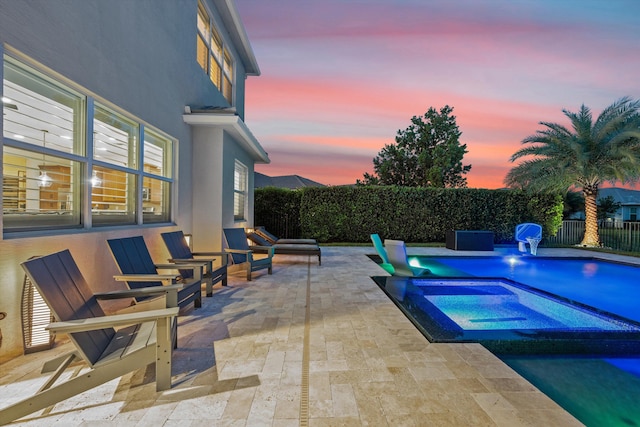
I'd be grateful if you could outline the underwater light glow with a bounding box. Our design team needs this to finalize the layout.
[408,258,422,268]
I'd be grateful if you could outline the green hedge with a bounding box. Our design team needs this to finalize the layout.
[256,186,563,243]
[254,187,303,237]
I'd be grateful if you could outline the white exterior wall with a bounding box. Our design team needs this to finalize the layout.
[192,127,226,252]
[190,125,258,252]
[0,0,263,361]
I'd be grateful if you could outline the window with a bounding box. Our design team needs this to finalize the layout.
[631,207,637,222]
[142,129,172,223]
[233,160,247,221]
[91,104,138,225]
[196,0,234,104]
[2,54,175,232]
[2,57,84,231]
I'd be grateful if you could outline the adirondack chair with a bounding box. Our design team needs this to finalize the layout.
[161,230,228,296]
[223,228,274,281]
[0,250,178,425]
[107,236,204,311]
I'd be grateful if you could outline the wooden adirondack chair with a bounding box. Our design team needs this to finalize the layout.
[161,230,228,296]
[0,250,178,425]
[223,228,274,281]
[107,236,204,311]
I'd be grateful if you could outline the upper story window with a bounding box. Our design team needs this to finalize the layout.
[2,54,175,233]
[233,160,247,221]
[196,0,234,104]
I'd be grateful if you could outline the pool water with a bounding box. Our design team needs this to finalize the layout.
[413,256,640,322]
[419,279,634,332]
[373,255,640,426]
[502,355,640,427]
[377,275,640,353]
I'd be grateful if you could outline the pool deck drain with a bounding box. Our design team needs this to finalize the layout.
[299,258,311,426]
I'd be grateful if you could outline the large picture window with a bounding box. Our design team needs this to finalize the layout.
[2,58,84,231]
[197,0,234,104]
[2,55,175,233]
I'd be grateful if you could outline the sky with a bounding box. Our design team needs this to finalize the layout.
[235,0,640,188]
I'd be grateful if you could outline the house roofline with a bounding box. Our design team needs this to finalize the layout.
[214,0,260,76]
[183,112,270,164]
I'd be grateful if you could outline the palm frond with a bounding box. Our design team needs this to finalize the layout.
[506,97,640,193]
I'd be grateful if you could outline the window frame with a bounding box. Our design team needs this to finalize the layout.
[196,0,235,104]
[2,53,176,234]
[233,160,247,221]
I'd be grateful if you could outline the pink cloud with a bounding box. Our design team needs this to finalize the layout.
[238,0,640,189]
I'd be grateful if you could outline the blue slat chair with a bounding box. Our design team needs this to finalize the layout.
[107,236,203,310]
[223,228,274,281]
[161,230,228,295]
[0,250,178,424]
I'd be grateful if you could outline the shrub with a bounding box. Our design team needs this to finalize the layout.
[257,186,563,243]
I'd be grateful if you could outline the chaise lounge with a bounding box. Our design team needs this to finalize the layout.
[384,239,431,277]
[370,233,395,274]
[254,227,317,245]
[247,230,321,265]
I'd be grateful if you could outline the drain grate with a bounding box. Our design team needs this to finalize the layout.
[299,257,311,426]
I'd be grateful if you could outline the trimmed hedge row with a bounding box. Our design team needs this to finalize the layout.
[254,187,303,237]
[256,186,563,244]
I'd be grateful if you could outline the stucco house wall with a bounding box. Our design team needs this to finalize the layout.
[0,0,267,361]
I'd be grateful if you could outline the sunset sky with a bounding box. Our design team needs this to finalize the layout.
[235,0,640,188]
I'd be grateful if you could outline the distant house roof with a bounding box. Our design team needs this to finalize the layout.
[255,172,326,189]
[599,188,640,205]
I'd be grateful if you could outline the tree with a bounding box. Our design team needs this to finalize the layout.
[359,105,471,187]
[505,97,640,247]
[597,195,621,221]
[563,191,584,219]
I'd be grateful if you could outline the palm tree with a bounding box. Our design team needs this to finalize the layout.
[505,97,640,247]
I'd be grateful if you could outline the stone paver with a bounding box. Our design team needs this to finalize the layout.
[0,246,599,426]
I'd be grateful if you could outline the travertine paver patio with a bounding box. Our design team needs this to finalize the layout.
[0,246,610,426]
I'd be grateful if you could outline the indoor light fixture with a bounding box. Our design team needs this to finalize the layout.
[2,96,18,110]
[38,171,52,187]
[90,170,102,187]
[38,130,53,187]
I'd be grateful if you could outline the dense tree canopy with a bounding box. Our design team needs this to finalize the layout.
[359,106,471,187]
[505,97,640,246]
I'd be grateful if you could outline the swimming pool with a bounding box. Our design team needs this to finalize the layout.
[412,256,640,323]
[376,275,640,354]
[373,254,640,426]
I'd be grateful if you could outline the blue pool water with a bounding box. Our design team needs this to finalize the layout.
[413,256,640,323]
[373,255,640,426]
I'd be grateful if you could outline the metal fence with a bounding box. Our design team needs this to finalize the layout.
[255,213,301,239]
[546,220,640,253]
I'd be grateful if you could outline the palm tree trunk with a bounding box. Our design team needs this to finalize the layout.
[580,186,600,246]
